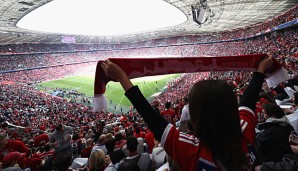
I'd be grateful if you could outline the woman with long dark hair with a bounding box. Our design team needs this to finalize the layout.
[100,56,273,171]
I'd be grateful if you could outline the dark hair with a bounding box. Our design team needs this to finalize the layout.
[294,91,298,104]
[55,124,63,131]
[55,152,72,171]
[39,141,45,147]
[125,127,134,137]
[188,80,247,171]
[118,161,140,171]
[105,138,116,152]
[259,92,275,103]
[135,126,140,134]
[72,134,80,140]
[165,102,171,109]
[167,155,181,171]
[115,132,123,142]
[183,97,189,103]
[39,146,45,153]
[126,136,138,152]
[186,120,193,133]
[262,103,285,118]
[44,144,51,152]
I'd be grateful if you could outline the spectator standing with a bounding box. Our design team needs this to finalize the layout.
[161,102,176,125]
[100,56,273,171]
[179,97,189,132]
[48,124,73,154]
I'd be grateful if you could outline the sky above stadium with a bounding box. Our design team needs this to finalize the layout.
[17,0,187,36]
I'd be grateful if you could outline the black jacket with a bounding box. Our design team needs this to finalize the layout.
[257,116,294,162]
[261,160,298,171]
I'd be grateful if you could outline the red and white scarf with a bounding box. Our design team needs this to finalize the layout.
[93,54,289,112]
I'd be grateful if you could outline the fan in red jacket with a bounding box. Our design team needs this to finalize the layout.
[161,102,176,125]
[99,56,273,171]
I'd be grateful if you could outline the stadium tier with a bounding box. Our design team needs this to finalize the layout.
[0,3,298,171]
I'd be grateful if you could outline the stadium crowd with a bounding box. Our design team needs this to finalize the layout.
[0,6,297,55]
[1,56,298,171]
[0,7,298,171]
[0,27,297,84]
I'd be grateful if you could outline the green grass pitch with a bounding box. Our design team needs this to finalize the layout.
[37,74,180,113]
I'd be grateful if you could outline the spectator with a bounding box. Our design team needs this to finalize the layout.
[255,133,298,171]
[152,139,166,169]
[88,149,117,171]
[161,102,176,125]
[179,97,189,132]
[81,138,94,158]
[0,133,29,161]
[100,56,273,170]
[120,136,152,171]
[114,132,126,150]
[151,99,160,114]
[34,131,50,147]
[256,103,294,162]
[117,161,140,171]
[134,126,145,139]
[144,129,155,154]
[85,129,95,141]
[55,151,72,171]
[91,134,108,154]
[122,136,146,157]
[0,133,44,171]
[48,124,73,153]
[105,137,125,164]
[1,152,26,171]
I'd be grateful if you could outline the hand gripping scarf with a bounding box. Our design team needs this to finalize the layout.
[93,54,289,112]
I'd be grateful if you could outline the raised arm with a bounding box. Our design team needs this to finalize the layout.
[239,56,273,111]
[100,60,168,141]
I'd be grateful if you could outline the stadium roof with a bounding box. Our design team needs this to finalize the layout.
[0,0,297,44]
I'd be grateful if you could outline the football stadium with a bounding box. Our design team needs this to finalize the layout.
[0,0,298,170]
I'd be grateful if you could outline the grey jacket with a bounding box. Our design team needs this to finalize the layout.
[49,125,73,152]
